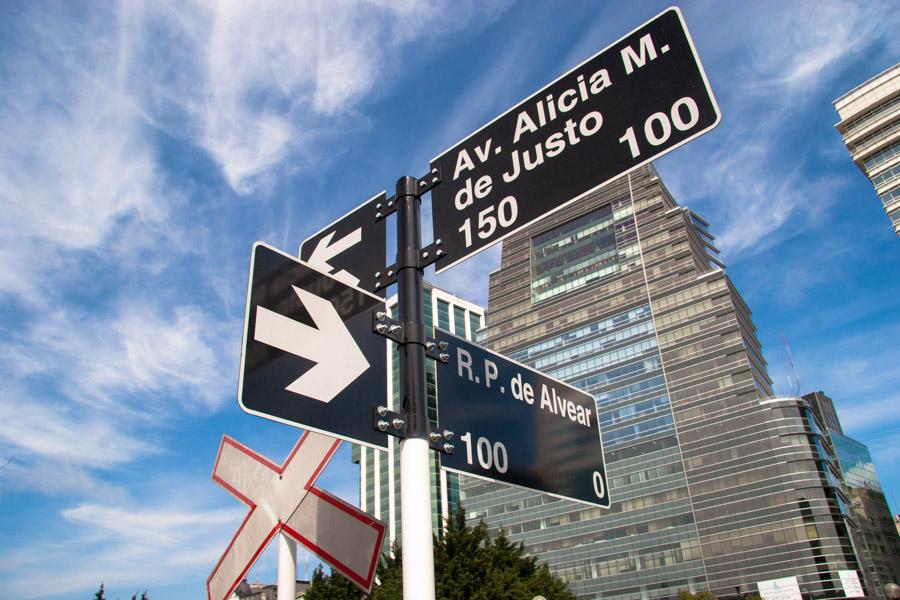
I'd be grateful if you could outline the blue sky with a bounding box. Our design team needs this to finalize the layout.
[1,1,899,599]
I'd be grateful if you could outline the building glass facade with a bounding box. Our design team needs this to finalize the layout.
[352,283,484,547]
[834,63,900,237]
[803,392,900,599]
[462,165,865,600]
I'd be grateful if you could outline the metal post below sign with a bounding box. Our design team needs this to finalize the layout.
[394,175,437,600]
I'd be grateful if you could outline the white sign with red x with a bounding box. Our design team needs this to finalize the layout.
[207,431,386,600]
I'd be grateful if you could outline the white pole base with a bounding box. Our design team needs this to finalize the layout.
[400,437,436,600]
[277,532,297,600]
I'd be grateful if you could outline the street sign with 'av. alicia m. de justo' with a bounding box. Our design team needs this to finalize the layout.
[238,242,389,449]
[429,7,720,273]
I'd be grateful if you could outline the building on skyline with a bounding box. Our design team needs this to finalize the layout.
[803,392,900,599]
[460,164,867,600]
[351,282,484,548]
[833,63,900,237]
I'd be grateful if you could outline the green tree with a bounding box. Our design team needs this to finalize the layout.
[130,591,150,600]
[93,583,106,600]
[305,564,369,600]
[305,506,575,600]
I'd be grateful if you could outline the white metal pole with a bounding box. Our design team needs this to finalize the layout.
[277,531,297,600]
[400,436,436,600]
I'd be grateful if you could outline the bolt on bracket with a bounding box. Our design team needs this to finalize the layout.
[373,263,398,292]
[374,194,397,223]
[373,309,402,344]
[374,405,407,439]
[417,166,442,195]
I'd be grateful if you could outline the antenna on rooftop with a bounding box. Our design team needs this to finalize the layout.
[781,331,801,396]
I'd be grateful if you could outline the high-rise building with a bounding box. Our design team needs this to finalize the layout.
[833,63,900,237]
[462,164,866,600]
[804,391,900,599]
[352,282,484,547]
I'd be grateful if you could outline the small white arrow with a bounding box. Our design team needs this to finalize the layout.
[253,285,369,403]
[307,229,362,287]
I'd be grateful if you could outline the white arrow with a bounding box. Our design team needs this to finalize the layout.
[307,229,362,287]
[253,285,369,403]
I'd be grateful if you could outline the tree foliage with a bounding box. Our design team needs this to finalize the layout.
[305,507,575,600]
[93,583,106,600]
[306,564,368,600]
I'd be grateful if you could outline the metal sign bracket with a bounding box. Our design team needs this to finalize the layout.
[373,309,449,364]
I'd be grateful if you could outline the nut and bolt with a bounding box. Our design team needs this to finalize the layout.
[392,418,405,429]
[376,323,388,334]
[377,406,388,417]
[443,443,454,454]
[429,432,442,443]
[439,353,449,363]
[377,420,389,432]
[438,341,448,351]
[443,430,454,440]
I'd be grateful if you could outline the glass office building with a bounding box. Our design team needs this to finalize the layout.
[834,63,900,237]
[351,283,484,547]
[804,392,900,599]
[462,165,866,599]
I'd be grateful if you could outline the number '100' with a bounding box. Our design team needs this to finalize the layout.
[459,432,508,473]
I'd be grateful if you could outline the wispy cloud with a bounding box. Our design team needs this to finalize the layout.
[4,300,231,416]
[660,0,899,259]
[836,396,900,433]
[109,1,514,194]
[0,5,167,306]
[0,494,242,598]
[0,297,232,497]
[0,393,152,471]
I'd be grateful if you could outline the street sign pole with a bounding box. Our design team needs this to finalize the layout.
[395,175,436,600]
[277,533,296,600]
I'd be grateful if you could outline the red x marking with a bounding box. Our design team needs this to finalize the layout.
[207,431,385,600]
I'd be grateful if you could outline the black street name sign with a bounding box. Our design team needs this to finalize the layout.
[239,242,389,449]
[300,192,387,297]
[430,7,719,273]
[435,330,609,508]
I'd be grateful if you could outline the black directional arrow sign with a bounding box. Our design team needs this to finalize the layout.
[429,7,719,273]
[300,192,387,297]
[435,330,609,508]
[239,242,389,449]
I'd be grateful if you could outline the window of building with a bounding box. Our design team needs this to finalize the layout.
[436,299,450,330]
[843,94,900,136]
[863,140,900,171]
[530,204,620,303]
[468,312,482,337]
[453,305,466,335]
[880,186,900,207]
